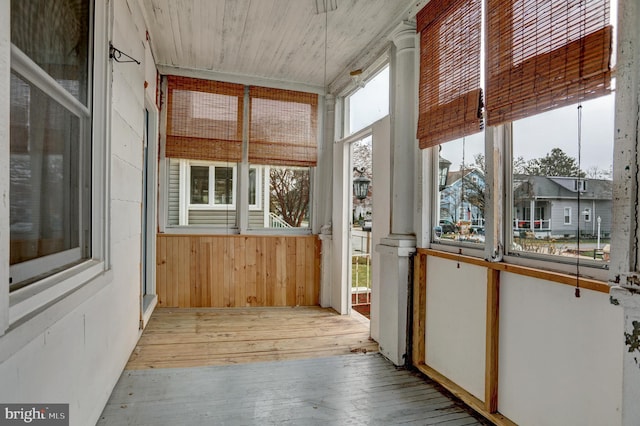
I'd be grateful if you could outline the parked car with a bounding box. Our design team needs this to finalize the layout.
[439,219,458,234]
[469,225,485,236]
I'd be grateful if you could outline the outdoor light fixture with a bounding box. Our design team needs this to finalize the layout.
[438,155,451,191]
[353,167,371,200]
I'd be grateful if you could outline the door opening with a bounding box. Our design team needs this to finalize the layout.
[141,101,159,328]
[349,135,373,319]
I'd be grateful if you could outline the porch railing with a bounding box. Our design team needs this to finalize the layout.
[513,218,551,230]
[269,213,293,228]
[352,230,372,309]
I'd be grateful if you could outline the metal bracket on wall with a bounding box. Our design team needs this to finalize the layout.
[109,43,140,64]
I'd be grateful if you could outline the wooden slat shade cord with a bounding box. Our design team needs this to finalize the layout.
[485,0,612,126]
[249,86,318,167]
[416,0,483,150]
[166,75,244,162]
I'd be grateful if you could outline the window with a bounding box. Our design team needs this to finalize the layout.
[9,0,92,288]
[262,166,311,229]
[511,95,613,263]
[164,80,318,231]
[435,133,485,245]
[415,0,614,272]
[248,167,261,210]
[188,163,235,208]
[347,66,389,135]
[214,167,233,205]
[574,179,587,192]
[190,166,209,204]
[564,208,572,225]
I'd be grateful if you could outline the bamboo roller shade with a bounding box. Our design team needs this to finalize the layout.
[485,0,612,126]
[249,86,318,167]
[416,0,483,149]
[166,75,244,162]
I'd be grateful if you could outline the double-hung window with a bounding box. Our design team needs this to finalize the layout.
[9,0,93,288]
[188,163,236,208]
[416,0,485,247]
[417,0,614,273]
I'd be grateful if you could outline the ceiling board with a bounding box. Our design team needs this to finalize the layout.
[141,0,418,92]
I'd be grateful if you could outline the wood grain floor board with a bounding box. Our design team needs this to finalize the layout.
[99,354,492,426]
[126,306,378,370]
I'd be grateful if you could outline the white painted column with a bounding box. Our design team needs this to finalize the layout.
[389,21,417,235]
[376,20,418,366]
[319,94,335,308]
[610,1,640,425]
[0,0,10,336]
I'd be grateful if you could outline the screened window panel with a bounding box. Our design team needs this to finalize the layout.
[11,0,90,105]
[416,0,483,149]
[190,166,209,204]
[249,86,318,167]
[10,71,82,265]
[166,76,244,162]
[486,0,612,126]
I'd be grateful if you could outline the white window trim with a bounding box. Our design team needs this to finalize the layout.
[9,46,92,285]
[2,0,110,332]
[248,166,262,211]
[185,160,237,210]
[564,207,572,225]
[584,207,592,222]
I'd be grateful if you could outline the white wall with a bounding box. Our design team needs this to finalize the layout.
[425,256,487,400]
[499,273,623,426]
[0,1,155,424]
[370,116,391,342]
[421,254,624,424]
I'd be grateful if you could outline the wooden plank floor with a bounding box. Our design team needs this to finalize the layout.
[126,306,379,369]
[99,354,491,426]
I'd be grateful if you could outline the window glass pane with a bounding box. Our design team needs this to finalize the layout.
[511,94,614,264]
[11,0,91,105]
[348,66,389,135]
[435,132,485,245]
[190,166,209,204]
[266,166,310,229]
[214,167,233,205]
[249,168,257,206]
[10,71,83,265]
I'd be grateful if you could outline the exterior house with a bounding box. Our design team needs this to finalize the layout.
[440,168,485,226]
[513,175,612,238]
[2,1,640,426]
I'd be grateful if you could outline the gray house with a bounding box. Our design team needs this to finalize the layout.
[513,175,612,238]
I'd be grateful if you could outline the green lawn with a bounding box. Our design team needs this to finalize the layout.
[351,258,371,288]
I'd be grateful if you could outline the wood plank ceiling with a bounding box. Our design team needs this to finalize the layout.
[141,0,420,93]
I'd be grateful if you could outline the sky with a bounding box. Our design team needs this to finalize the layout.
[441,92,615,175]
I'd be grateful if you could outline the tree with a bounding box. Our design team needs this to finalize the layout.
[523,148,585,177]
[351,138,373,214]
[585,164,612,180]
[513,156,528,174]
[270,168,310,227]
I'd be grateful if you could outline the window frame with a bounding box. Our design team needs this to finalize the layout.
[9,47,92,288]
[564,207,572,225]
[3,0,110,329]
[186,161,237,210]
[248,166,262,211]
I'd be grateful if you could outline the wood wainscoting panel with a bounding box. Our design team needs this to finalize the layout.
[156,234,321,308]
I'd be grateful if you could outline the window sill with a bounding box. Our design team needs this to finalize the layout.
[0,262,112,363]
[9,260,107,325]
[502,253,610,283]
